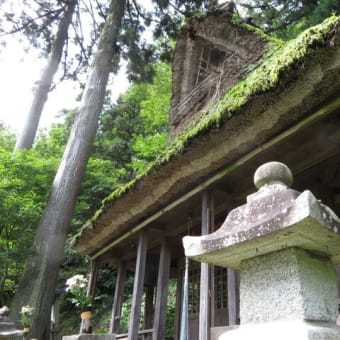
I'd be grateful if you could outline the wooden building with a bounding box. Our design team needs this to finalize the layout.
[73,8,340,340]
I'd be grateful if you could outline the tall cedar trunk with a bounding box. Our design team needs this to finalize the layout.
[14,0,77,151]
[10,0,126,338]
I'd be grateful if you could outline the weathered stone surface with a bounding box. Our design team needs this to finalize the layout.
[240,248,338,323]
[218,320,340,340]
[183,163,340,268]
[0,315,23,338]
[62,335,115,340]
[254,161,293,189]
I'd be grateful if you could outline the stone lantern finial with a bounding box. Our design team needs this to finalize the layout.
[254,161,293,189]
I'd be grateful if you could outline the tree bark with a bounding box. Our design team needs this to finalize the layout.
[10,1,126,338]
[14,0,77,151]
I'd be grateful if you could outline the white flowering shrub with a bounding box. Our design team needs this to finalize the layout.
[65,274,91,311]
[20,305,34,326]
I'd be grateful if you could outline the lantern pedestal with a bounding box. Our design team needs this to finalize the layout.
[62,335,116,340]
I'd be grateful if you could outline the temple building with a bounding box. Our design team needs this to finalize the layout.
[73,7,340,340]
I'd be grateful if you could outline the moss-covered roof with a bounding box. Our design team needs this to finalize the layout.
[73,15,340,255]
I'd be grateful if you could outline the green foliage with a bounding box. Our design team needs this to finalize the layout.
[165,279,177,337]
[72,158,126,232]
[119,299,132,333]
[20,305,34,326]
[94,91,145,169]
[236,0,340,40]
[0,132,58,304]
[130,62,171,175]
[93,61,171,177]
[0,123,16,152]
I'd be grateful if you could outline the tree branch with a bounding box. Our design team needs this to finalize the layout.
[0,7,63,37]
[130,0,161,24]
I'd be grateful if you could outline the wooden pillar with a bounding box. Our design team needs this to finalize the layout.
[50,297,60,340]
[87,259,99,298]
[210,264,215,327]
[227,268,240,326]
[128,230,148,340]
[199,191,213,340]
[80,259,99,333]
[110,261,127,334]
[144,285,155,329]
[153,238,172,340]
[336,265,340,298]
[174,260,183,340]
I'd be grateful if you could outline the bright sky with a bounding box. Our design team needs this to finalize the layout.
[0,39,129,136]
[0,0,154,137]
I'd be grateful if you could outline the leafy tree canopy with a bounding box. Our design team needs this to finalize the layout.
[0,131,58,304]
[236,0,340,39]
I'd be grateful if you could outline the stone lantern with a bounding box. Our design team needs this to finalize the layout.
[183,162,340,339]
[0,306,23,338]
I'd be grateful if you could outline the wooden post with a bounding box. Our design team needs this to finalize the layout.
[336,265,340,298]
[128,230,148,340]
[87,259,99,298]
[50,297,60,340]
[153,238,171,340]
[210,264,215,327]
[80,259,99,333]
[199,191,213,340]
[174,259,183,340]
[110,261,127,334]
[144,285,155,330]
[227,268,240,326]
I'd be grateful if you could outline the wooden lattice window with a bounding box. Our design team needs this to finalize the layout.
[188,264,228,314]
[196,46,226,85]
[188,265,200,314]
[214,267,228,310]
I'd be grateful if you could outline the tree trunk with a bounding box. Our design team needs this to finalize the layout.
[14,0,77,151]
[10,1,126,338]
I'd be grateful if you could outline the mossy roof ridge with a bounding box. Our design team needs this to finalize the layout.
[73,15,340,244]
[189,9,280,44]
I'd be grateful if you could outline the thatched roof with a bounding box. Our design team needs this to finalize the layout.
[73,15,340,257]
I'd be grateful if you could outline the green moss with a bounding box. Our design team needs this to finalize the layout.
[73,15,340,245]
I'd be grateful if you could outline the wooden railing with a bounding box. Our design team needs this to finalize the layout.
[116,328,154,339]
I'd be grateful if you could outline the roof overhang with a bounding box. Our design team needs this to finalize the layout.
[73,17,340,260]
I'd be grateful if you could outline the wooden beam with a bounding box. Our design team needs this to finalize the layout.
[199,191,213,340]
[128,230,148,340]
[110,261,127,334]
[227,268,239,326]
[153,238,172,340]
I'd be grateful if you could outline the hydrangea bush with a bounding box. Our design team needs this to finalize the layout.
[66,274,91,311]
[20,305,34,326]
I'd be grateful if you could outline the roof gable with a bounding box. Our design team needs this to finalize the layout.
[169,8,271,140]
